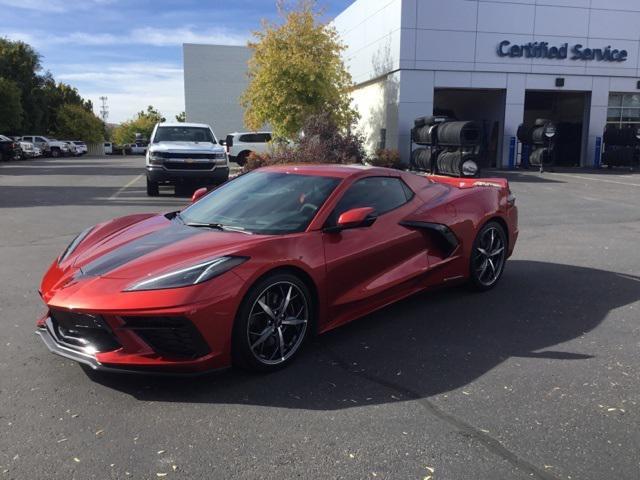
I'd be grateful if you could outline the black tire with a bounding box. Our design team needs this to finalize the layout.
[50,148,60,158]
[411,148,436,172]
[232,272,313,372]
[146,177,159,196]
[436,121,482,147]
[235,151,251,166]
[0,151,4,162]
[469,221,508,291]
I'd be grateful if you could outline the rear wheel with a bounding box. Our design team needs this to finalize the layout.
[235,151,251,167]
[233,273,312,372]
[50,148,60,158]
[469,221,507,291]
[146,177,159,196]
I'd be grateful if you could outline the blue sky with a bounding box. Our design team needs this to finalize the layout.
[1,0,354,123]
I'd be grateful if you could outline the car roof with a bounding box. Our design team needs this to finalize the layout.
[259,164,398,179]
[229,131,272,135]
[159,122,211,128]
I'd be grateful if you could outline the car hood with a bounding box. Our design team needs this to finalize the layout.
[61,214,268,283]
[149,142,224,154]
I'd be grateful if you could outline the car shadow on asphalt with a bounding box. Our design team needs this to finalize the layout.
[84,260,640,409]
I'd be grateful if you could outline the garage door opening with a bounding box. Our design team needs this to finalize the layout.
[434,89,506,168]
[523,91,590,167]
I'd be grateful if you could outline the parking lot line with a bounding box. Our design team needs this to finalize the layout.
[108,174,143,200]
[545,172,640,187]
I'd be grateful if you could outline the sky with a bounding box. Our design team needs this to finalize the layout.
[1,0,354,123]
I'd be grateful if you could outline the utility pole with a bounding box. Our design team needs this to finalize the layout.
[99,96,109,123]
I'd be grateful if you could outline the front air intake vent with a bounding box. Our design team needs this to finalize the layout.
[122,316,210,359]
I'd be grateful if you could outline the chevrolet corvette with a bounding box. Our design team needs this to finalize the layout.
[37,165,518,374]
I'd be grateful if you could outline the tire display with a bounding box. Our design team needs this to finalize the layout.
[412,125,437,145]
[436,121,482,146]
[411,148,436,172]
[410,117,482,178]
[528,148,550,167]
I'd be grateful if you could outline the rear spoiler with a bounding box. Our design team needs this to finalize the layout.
[425,174,509,190]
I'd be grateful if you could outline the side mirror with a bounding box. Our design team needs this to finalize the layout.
[327,207,377,233]
[219,139,226,146]
[191,187,208,203]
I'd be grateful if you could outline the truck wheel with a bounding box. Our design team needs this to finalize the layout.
[146,178,159,196]
[236,151,251,166]
[50,148,60,158]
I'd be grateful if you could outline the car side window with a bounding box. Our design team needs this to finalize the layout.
[328,177,414,226]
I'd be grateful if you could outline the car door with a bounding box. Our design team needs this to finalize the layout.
[322,175,430,326]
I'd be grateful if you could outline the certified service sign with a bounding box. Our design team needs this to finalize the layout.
[497,41,628,62]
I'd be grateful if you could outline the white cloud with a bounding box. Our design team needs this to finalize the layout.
[0,0,114,12]
[3,27,247,48]
[57,63,186,123]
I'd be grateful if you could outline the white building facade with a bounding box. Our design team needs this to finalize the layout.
[334,0,640,167]
[183,44,251,139]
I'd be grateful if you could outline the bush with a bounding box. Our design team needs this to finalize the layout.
[369,149,403,170]
[244,112,366,171]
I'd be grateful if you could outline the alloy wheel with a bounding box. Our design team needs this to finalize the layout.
[473,226,506,287]
[247,281,308,365]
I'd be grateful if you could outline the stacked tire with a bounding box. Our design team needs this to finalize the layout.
[519,119,556,171]
[602,125,638,170]
[410,117,482,178]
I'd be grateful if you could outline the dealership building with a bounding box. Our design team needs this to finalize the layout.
[184,0,640,167]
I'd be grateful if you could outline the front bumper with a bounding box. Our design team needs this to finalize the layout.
[147,165,229,185]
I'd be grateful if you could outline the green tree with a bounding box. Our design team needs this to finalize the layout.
[0,77,23,133]
[175,111,186,122]
[0,38,43,132]
[113,106,165,144]
[54,103,104,143]
[242,0,357,139]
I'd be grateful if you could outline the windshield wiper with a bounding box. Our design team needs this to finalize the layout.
[184,221,253,235]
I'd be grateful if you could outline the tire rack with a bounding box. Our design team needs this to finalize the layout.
[409,117,483,178]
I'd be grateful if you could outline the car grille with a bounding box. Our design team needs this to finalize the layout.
[158,152,223,160]
[122,316,211,359]
[49,310,120,353]
[164,162,215,171]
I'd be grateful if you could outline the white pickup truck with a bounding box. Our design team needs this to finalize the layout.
[21,135,70,158]
[145,122,229,196]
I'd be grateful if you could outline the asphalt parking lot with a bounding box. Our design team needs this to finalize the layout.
[0,156,639,480]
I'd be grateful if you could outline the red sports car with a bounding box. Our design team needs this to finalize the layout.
[37,165,518,374]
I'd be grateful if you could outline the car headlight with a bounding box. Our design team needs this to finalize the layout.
[59,227,93,264]
[462,160,479,177]
[124,256,248,292]
[147,152,164,165]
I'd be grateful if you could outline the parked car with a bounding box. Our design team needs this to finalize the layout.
[35,165,518,374]
[145,122,229,196]
[62,141,79,156]
[0,134,22,161]
[128,141,148,155]
[103,142,113,155]
[18,140,38,159]
[20,136,70,157]
[224,131,272,166]
[71,141,88,155]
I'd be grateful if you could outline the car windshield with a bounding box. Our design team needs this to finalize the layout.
[179,171,341,235]
[153,126,215,143]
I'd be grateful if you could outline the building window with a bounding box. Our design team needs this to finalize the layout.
[607,93,640,128]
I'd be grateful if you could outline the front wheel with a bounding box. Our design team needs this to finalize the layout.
[50,149,60,158]
[469,221,507,291]
[233,273,312,372]
[146,177,159,196]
